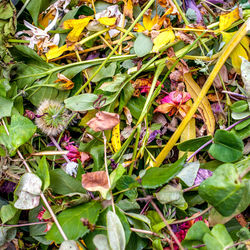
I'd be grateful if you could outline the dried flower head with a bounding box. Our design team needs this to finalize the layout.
[35,100,70,136]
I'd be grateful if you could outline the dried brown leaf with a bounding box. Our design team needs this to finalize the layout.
[87,111,120,132]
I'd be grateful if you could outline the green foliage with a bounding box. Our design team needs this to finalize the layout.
[134,33,153,57]
[208,130,244,162]
[199,163,245,216]
[141,155,186,188]
[36,156,50,191]
[46,201,102,243]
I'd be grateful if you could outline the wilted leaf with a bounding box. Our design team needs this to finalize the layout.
[219,7,240,31]
[107,211,126,250]
[184,73,215,134]
[82,171,109,198]
[87,111,120,132]
[14,173,42,210]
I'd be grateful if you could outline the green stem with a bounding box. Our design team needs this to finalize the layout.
[78,28,109,45]
[172,0,189,25]
[129,124,141,176]
[8,39,30,43]
[17,0,32,18]
[137,64,165,125]
[15,54,136,80]
[74,0,156,96]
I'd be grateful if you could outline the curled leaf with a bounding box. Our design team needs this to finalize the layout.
[87,111,120,132]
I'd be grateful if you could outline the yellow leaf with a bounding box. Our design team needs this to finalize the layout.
[98,17,117,26]
[45,44,75,61]
[152,30,175,53]
[222,32,250,73]
[219,7,240,31]
[134,23,145,32]
[63,17,93,42]
[111,123,121,152]
[179,101,196,161]
[184,73,215,135]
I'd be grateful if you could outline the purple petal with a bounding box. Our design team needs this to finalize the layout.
[185,0,203,23]
[194,168,213,185]
[147,130,161,144]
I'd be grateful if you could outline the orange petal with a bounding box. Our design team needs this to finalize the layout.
[154,103,175,114]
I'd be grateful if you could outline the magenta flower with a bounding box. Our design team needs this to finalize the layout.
[161,91,191,105]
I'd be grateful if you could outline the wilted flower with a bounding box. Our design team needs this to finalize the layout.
[35,100,70,136]
[154,90,191,117]
[54,73,74,90]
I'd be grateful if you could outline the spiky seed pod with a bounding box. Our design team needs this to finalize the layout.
[35,100,70,136]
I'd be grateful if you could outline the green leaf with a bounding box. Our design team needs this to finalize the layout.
[155,184,188,210]
[152,239,163,250]
[36,156,50,191]
[199,163,245,216]
[46,201,102,244]
[231,111,250,120]
[0,204,18,224]
[106,211,126,250]
[126,213,151,227]
[49,169,86,195]
[64,93,98,112]
[22,0,50,25]
[141,155,186,188]
[86,63,117,83]
[0,96,13,119]
[9,114,36,151]
[235,117,250,130]
[230,100,249,113]
[177,161,200,187]
[93,234,111,250]
[208,130,244,162]
[203,224,235,250]
[177,136,212,152]
[232,124,250,139]
[134,33,153,57]
[29,205,47,236]
[116,176,138,200]
[110,164,126,189]
[99,74,127,92]
[182,221,210,248]
[116,199,140,211]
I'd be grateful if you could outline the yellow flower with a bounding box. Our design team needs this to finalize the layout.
[134,7,173,32]
[63,17,93,43]
[222,31,250,73]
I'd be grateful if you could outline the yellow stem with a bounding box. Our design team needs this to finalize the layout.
[154,18,250,167]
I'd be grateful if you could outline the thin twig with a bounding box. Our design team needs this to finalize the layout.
[130,228,161,237]
[103,131,116,214]
[224,239,250,250]
[183,184,200,192]
[170,206,212,225]
[1,119,68,241]
[49,136,71,163]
